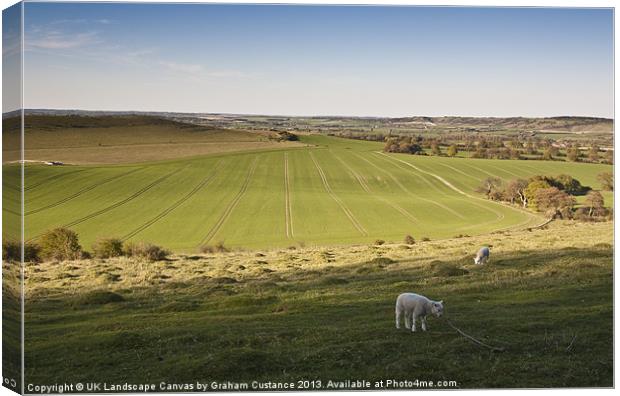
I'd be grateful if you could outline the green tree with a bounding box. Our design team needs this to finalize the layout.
[476,177,503,200]
[542,148,554,160]
[447,144,458,157]
[552,174,588,195]
[588,146,600,162]
[584,191,605,217]
[597,172,613,191]
[567,146,580,162]
[504,178,529,207]
[535,187,576,219]
[524,179,552,210]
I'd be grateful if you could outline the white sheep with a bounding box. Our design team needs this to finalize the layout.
[395,293,444,332]
[474,246,490,265]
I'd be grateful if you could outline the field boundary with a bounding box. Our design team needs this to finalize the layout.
[309,152,368,236]
[198,157,260,246]
[122,161,224,241]
[25,168,143,216]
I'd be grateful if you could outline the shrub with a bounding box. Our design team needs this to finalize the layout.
[367,257,396,266]
[430,261,469,277]
[74,290,125,306]
[597,172,613,191]
[421,236,431,242]
[39,228,82,261]
[24,242,41,262]
[374,239,385,246]
[404,235,415,245]
[200,241,229,254]
[124,241,169,261]
[92,237,124,259]
[3,240,41,262]
[2,240,19,262]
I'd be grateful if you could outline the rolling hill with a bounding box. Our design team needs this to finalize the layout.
[2,115,304,164]
[3,132,612,251]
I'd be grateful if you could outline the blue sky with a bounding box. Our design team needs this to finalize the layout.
[12,3,614,117]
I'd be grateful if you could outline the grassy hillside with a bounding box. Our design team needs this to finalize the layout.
[2,115,303,164]
[22,221,613,388]
[4,134,612,251]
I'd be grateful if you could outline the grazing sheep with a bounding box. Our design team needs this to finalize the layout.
[395,293,444,332]
[474,246,490,265]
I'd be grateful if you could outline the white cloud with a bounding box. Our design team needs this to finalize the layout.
[50,18,115,25]
[159,60,250,80]
[27,30,100,50]
[159,61,205,74]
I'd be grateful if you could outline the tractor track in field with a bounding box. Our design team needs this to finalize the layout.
[361,152,466,220]
[377,152,505,221]
[2,183,19,192]
[24,169,86,192]
[25,168,143,216]
[27,166,185,242]
[436,162,482,181]
[330,151,372,194]
[490,164,522,178]
[284,153,294,239]
[3,207,20,216]
[122,161,224,241]
[331,151,419,224]
[379,154,508,222]
[309,152,368,236]
[198,157,260,246]
[376,152,544,229]
[459,162,516,180]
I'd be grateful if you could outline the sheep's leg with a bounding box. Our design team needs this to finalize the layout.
[395,308,401,329]
[404,312,411,329]
[411,313,417,332]
[421,316,428,332]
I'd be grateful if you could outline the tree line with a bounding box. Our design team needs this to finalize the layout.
[376,134,613,164]
[476,172,613,221]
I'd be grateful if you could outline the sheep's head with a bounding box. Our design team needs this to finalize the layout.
[431,300,444,317]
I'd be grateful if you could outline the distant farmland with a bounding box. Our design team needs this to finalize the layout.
[2,115,304,164]
[3,133,612,251]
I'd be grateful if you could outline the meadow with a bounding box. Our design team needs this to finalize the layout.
[2,133,612,252]
[2,117,613,389]
[22,221,613,388]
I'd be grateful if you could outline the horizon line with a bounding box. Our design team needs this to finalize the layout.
[3,108,614,120]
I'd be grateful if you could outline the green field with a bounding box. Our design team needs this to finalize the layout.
[22,221,613,388]
[3,135,612,251]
